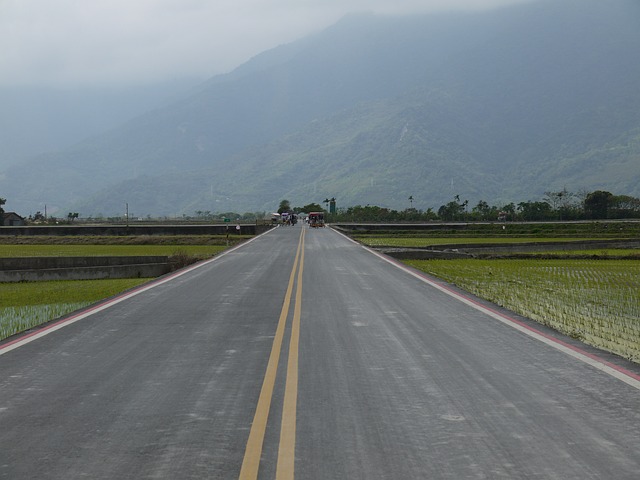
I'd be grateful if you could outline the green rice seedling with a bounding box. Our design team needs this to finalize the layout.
[404,259,640,362]
[0,278,150,341]
[0,303,90,340]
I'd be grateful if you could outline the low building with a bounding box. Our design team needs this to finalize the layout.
[2,212,26,226]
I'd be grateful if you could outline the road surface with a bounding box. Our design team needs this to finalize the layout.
[1,225,639,479]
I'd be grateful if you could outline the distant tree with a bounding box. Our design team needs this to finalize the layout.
[332,204,440,223]
[67,212,79,222]
[471,200,493,220]
[194,210,213,220]
[438,202,460,221]
[609,195,640,218]
[500,203,516,220]
[278,199,291,214]
[297,203,323,213]
[0,197,5,223]
[584,190,613,219]
[31,211,46,222]
[340,205,393,222]
[400,207,420,222]
[544,187,578,219]
[517,201,553,221]
[438,195,468,221]
[422,207,438,221]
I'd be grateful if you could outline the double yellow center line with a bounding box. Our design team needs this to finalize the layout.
[239,227,305,480]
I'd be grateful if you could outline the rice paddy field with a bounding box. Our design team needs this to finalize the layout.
[404,258,640,362]
[0,235,240,341]
[348,223,640,362]
[0,244,227,258]
[355,236,599,247]
[0,234,245,258]
[3,228,639,363]
[0,278,150,341]
[355,235,638,251]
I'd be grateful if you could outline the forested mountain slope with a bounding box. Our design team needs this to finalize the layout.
[2,0,639,216]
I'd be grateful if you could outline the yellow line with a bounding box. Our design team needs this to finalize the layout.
[276,228,305,480]
[238,228,304,480]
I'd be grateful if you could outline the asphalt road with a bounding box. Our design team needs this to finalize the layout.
[1,225,639,479]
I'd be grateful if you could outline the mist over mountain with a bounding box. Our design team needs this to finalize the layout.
[0,80,201,170]
[2,0,640,217]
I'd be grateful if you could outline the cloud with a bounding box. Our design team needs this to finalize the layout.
[0,0,530,87]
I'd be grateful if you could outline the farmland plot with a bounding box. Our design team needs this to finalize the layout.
[0,279,150,341]
[405,259,640,362]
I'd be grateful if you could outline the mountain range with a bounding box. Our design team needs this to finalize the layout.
[2,0,640,217]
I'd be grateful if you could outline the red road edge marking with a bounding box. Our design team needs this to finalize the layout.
[334,228,640,387]
[0,230,273,354]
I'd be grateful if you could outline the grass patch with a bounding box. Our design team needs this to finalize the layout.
[0,278,151,341]
[404,259,640,362]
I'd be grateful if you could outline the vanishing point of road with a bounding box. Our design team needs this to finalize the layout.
[1,225,639,479]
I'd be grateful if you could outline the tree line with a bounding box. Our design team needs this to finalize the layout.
[330,190,640,223]
[3,189,639,225]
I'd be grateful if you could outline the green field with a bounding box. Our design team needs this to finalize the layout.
[0,235,240,341]
[404,259,640,362]
[0,244,227,257]
[0,234,246,258]
[355,236,628,248]
[349,225,640,362]
[346,221,640,238]
[0,278,151,341]
[355,236,639,257]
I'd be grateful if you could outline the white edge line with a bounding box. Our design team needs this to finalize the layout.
[0,228,276,356]
[332,227,640,390]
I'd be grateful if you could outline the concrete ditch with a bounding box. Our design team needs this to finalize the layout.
[0,256,171,282]
[378,239,640,260]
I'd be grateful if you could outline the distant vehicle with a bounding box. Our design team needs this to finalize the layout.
[308,212,325,228]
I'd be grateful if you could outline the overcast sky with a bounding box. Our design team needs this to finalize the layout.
[1,0,530,88]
